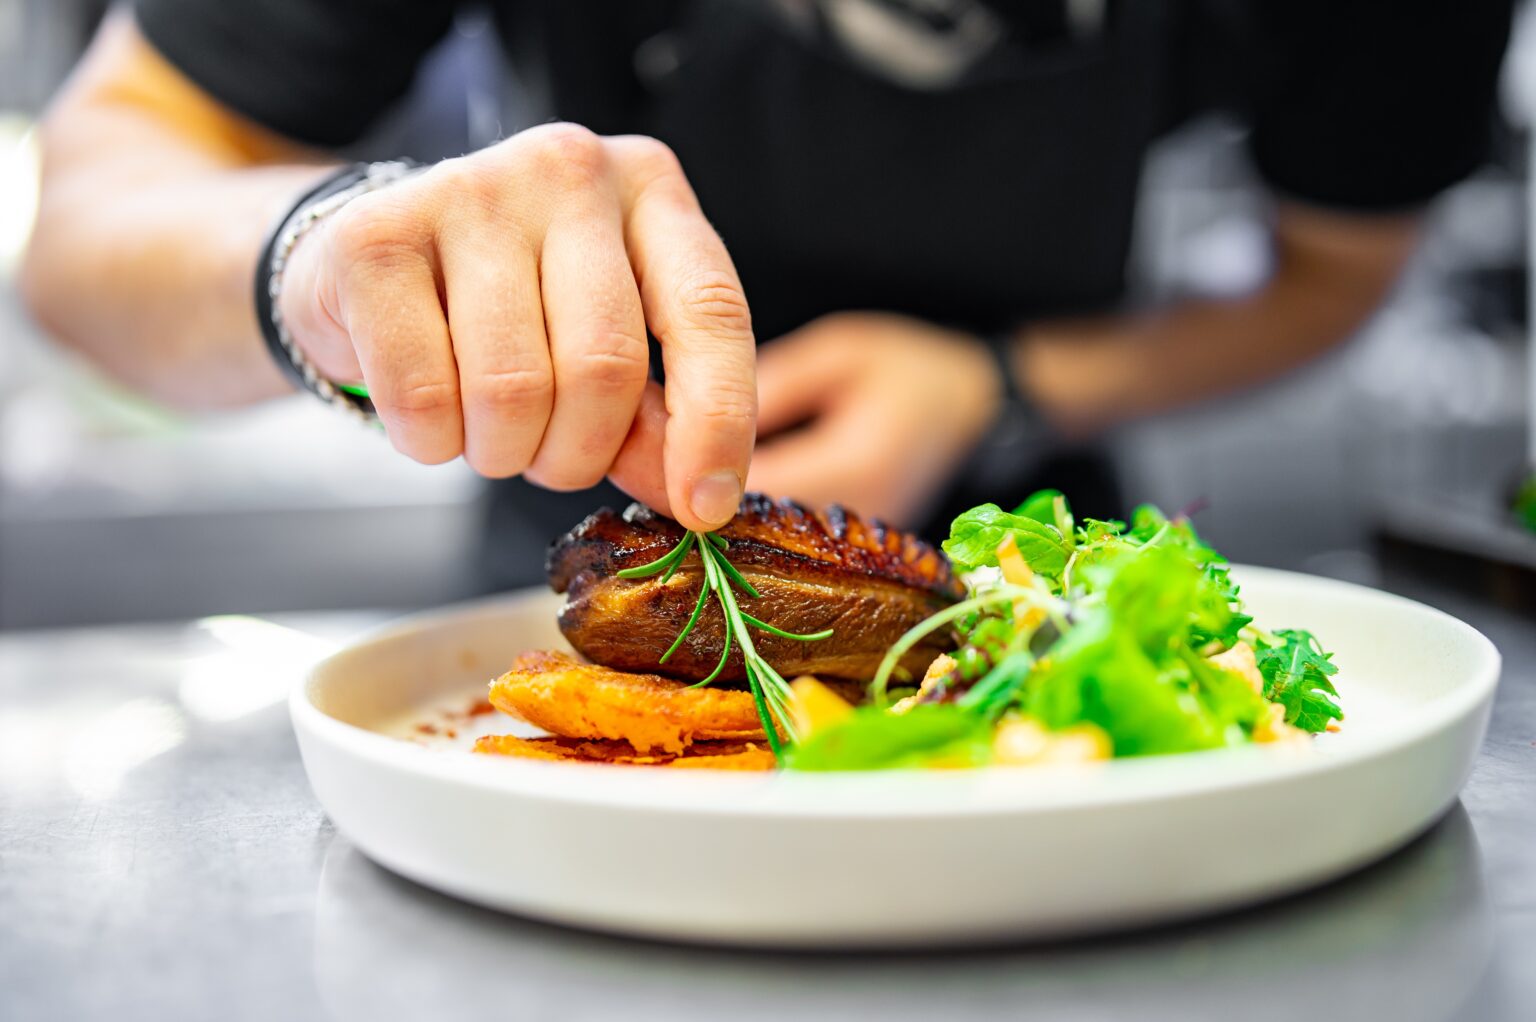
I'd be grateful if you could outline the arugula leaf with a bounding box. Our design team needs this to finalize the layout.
[942,504,1071,578]
[785,704,994,771]
[1254,629,1343,733]
[1192,562,1251,647]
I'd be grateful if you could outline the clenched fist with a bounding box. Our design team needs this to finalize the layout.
[278,123,756,531]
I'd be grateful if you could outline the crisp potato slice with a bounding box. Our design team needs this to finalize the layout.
[489,650,766,754]
[473,733,775,770]
[658,743,777,771]
[473,734,670,764]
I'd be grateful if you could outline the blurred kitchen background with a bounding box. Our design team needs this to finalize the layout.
[1,0,1533,629]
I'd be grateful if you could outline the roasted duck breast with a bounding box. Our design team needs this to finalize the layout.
[548,494,965,684]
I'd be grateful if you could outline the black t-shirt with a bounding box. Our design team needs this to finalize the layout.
[136,0,1512,331]
[134,0,1511,584]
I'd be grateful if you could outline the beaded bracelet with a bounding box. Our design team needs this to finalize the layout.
[254,160,421,423]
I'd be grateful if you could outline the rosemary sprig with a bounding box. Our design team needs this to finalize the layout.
[616,531,833,757]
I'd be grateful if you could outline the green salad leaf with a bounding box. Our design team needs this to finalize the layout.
[942,503,1071,578]
[785,704,994,771]
[786,489,1341,770]
[1254,629,1343,733]
[1012,488,1074,536]
[1025,547,1266,756]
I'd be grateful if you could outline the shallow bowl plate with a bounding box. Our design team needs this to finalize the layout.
[292,567,1499,947]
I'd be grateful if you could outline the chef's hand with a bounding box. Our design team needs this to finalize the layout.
[278,124,756,532]
[747,312,1003,526]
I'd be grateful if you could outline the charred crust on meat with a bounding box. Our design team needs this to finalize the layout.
[548,494,962,600]
[546,494,965,683]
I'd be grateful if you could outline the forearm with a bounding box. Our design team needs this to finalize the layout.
[19,14,334,409]
[1014,205,1422,434]
[24,160,332,407]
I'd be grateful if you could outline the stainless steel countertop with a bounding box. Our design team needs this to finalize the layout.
[2,569,1533,1022]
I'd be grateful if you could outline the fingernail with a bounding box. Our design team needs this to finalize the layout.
[690,471,742,527]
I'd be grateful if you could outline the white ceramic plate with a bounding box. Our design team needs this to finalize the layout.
[291,567,1499,947]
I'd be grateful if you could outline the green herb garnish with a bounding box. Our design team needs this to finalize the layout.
[616,531,833,757]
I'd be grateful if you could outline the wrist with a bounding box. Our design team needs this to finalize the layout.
[957,330,1061,490]
[254,160,421,421]
[1011,327,1092,438]
[1014,318,1155,437]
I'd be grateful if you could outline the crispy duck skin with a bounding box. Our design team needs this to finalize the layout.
[548,494,965,684]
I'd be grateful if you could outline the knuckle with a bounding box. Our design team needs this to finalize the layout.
[328,196,417,270]
[464,445,531,480]
[568,332,649,392]
[625,135,683,178]
[528,461,607,493]
[613,135,689,203]
[524,122,607,188]
[673,271,753,335]
[402,445,460,467]
[383,422,461,466]
[695,384,758,433]
[465,366,554,415]
[380,376,460,418]
[430,156,503,209]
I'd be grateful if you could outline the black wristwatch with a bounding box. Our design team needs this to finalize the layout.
[963,332,1057,491]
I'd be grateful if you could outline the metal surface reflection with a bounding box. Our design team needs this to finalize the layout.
[60,696,187,799]
[313,807,1491,1022]
[177,616,337,723]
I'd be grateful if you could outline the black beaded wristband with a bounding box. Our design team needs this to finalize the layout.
[253,160,420,420]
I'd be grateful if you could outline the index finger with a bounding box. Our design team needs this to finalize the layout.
[610,136,756,532]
